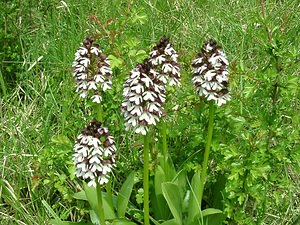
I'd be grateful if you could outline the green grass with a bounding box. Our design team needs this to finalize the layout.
[0,0,299,224]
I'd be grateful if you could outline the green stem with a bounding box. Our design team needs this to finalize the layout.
[95,103,103,122]
[143,132,150,225]
[199,101,215,209]
[96,182,106,225]
[161,120,168,177]
[106,180,113,208]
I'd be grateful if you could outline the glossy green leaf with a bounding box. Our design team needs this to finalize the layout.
[73,190,87,201]
[152,165,170,219]
[187,168,201,223]
[112,218,137,225]
[83,183,116,220]
[202,208,223,217]
[162,182,182,224]
[117,171,135,218]
[160,219,181,225]
[49,220,93,225]
[90,209,100,225]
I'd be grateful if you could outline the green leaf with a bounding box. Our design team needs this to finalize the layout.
[83,183,116,220]
[162,182,182,224]
[160,219,181,225]
[103,196,116,219]
[90,209,100,225]
[187,168,201,223]
[50,135,71,145]
[173,169,187,204]
[112,218,137,225]
[202,208,225,225]
[117,171,135,218]
[108,55,123,69]
[166,157,177,181]
[49,220,93,225]
[189,208,224,225]
[152,166,170,219]
[135,50,148,62]
[73,190,87,201]
[83,183,99,217]
[132,12,147,25]
[202,208,223,217]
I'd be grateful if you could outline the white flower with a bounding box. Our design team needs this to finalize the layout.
[102,82,112,91]
[143,91,157,101]
[131,83,144,94]
[77,47,88,55]
[148,37,181,87]
[80,58,90,67]
[141,75,153,87]
[88,81,97,90]
[91,95,102,103]
[129,94,143,105]
[135,125,147,135]
[91,46,102,55]
[99,66,112,75]
[94,74,105,83]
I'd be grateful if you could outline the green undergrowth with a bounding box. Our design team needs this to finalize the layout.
[0,0,299,224]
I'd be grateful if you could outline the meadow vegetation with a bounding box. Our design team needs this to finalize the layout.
[0,0,299,224]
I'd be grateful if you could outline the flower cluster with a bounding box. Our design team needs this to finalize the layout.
[191,39,230,106]
[149,36,181,87]
[121,60,166,135]
[72,36,113,104]
[73,119,117,187]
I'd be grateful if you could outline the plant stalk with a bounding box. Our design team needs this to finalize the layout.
[143,132,150,225]
[199,101,215,208]
[96,182,106,225]
[95,103,103,123]
[95,102,105,224]
[106,180,113,208]
[161,119,168,177]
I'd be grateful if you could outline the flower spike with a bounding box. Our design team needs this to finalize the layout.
[192,39,230,106]
[72,36,113,103]
[149,36,181,87]
[73,119,117,187]
[121,59,166,135]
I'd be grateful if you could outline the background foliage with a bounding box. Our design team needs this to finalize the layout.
[0,0,299,224]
